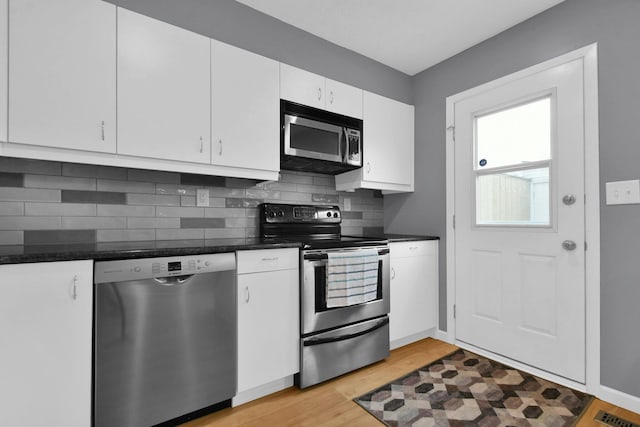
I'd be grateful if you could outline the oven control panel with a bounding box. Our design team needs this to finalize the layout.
[261,203,341,223]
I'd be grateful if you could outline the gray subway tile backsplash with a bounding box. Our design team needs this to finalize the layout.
[0,202,25,216]
[24,229,96,245]
[180,218,225,229]
[0,157,384,243]
[62,190,126,205]
[0,172,25,187]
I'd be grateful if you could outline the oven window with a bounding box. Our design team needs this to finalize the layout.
[290,124,340,156]
[315,259,383,312]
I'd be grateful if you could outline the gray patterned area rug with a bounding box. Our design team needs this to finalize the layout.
[354,349,592,427]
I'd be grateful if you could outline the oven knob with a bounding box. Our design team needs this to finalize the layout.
[269,211,276,218]
[333,212,339,218]
[327,212,332,217]
[277,211,284,217]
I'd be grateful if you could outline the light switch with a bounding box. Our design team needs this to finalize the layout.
[605,180,640,205]
[196,189,210,207]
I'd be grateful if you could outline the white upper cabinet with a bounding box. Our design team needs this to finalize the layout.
[0,260,93,427]
[336,90,415,193]
[325,78,363,119]
[280,63,363,118]
[9,0,116,152]
[117,8,211,164]
[280,63,326,110]
[0,0,6,142]
[211,39,279,174]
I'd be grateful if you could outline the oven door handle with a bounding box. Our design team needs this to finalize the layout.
[303,247,389,261]
[302,317,389,347]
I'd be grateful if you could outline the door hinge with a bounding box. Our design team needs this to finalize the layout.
[453,304,456,319]
[447,125,455,141]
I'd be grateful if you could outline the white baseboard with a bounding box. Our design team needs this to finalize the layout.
[232,376,294,407]
[435,329,450,343]
[390,328,435,350]
[597,385,640,415]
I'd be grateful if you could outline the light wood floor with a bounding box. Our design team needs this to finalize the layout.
[182,338,640,427]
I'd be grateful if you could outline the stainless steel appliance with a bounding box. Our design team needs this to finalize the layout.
[94,253,237,427]
[260,203,389,388]
[281,100,362,174]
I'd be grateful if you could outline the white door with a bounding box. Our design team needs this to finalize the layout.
[9,0,116,152]
[117,8,210,164]
[454,59,586,382]
[211,39,279,173]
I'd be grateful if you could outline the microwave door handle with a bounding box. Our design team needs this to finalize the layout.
[340,128,347,162]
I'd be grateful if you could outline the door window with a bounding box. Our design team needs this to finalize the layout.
[474,96,553,226]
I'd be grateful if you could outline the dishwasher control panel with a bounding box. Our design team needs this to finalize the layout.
[94,252,236,284]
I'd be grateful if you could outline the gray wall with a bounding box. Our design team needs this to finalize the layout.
[385,0,640,398]
[102,0,413,104]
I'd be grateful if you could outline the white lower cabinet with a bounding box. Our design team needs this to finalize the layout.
[235,248,299,406]
[389,240,438,349]
[0,260,93,427]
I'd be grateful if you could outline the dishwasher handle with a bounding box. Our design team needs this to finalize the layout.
[153,275,194,286]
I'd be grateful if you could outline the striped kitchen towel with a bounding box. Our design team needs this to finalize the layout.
[326,249,379,308]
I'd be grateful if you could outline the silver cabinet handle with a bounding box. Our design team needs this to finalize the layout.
[261,257,279,262]
[366,162,371,173]
[330,90,334,104]
[199,136,204,153]
[317,87,322,101]
[245,286,250,303]
[562,240,577,251]
[100,121,105,141]
[218,139,223,156]
[391,267,395,280]
[72,275,78,300]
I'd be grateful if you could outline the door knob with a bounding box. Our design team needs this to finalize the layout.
[562,194,576,205]
[562,240,577,251]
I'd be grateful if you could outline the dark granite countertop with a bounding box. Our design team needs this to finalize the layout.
[0,239,302,265]
[355,234,439,242]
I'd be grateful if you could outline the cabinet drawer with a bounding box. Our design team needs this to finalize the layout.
[390,240,437,258]
[237,248,299,274]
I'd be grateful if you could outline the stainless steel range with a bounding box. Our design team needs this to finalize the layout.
[260,203,390,388]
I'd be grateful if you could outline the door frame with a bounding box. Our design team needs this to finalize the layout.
[445,44,600,393]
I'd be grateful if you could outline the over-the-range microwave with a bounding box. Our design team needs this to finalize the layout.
[281,100,362,175]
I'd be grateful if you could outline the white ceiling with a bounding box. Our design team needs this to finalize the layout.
[235,0,566,76]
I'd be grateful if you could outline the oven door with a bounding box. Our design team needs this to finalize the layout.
[301,246,390,335]
[284,113,346,163]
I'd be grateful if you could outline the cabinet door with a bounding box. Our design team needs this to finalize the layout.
[389,242,438,343]
[237,268,299,392]
[362,91,414,186]
[211,40,279,173]
[325,78,363,119]
[9,0,116,152]
[118,8,210,164]
[280,63,325,110]
[0,260,93,427]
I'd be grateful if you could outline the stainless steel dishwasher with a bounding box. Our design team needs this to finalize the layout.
[94,253,236,427]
